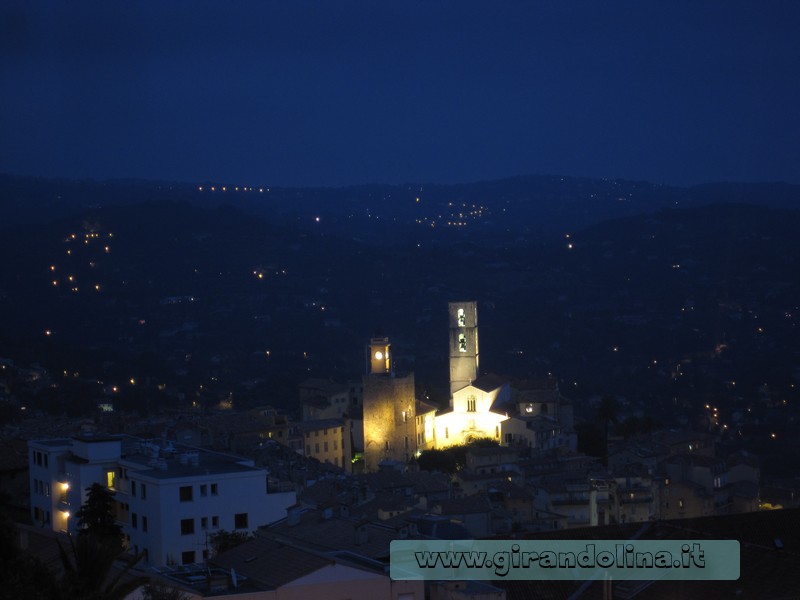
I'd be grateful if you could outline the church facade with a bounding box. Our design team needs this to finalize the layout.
[361,302,576,472]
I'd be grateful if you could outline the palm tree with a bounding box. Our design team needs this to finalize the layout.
[57,483,148,599]
[57,532,148,600]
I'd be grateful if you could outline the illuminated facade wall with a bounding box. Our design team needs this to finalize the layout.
[362,373,417,471]
[434,383,509,449]
[448,301,479,397]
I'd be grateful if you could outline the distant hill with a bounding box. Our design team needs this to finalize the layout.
[2,173,799,243]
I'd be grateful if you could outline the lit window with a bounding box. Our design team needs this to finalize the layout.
[458,333,467,352]
[457,308,466,327]
[467,396,476,412]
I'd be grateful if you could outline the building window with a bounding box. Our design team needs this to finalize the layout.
[45,483,50,497]
[211,484,218,495]
[181,551,195,565]
[106,470,116,490]
[458,333,467,352]
[131,513,138,529]
[445,427,449,439]
[234,513,248,529]
[179,486,193,502]
[495,425,500,438]
[142,516,148,532]
[315,443,320,453]
[201,517,208,530]
[180,519,194,535]
[334,440,338,450]
[212,516,219,528]
[131,481,136,496]
[200,484,207,497]
[306,445,311,455]
[44,454,48,468]
[467,396,476,412]
[324,442,329,452]
[457,308,466,327]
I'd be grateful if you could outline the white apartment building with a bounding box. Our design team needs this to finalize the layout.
[29,434,295,567]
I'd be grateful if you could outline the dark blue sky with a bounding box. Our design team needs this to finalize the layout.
[2,1,799,187]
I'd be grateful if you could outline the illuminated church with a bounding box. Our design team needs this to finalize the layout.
[362,301,575,472]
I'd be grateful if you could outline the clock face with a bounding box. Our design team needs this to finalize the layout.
[374,351,383,360]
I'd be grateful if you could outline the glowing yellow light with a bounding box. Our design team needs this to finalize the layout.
[104,246,110,253]
[52,280,58,286]
[50,265,56,271]
[62,482,69,490]
[95,284,101,291]
[258,273,263,279]
[68,275,74,282]
[130,378,136,385]
[45,330,51,336]
[374,351,383,360]
[63,511,70,518]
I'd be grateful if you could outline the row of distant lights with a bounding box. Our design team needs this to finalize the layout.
[198,186,269,193]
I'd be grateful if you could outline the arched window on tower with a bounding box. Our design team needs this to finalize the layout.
[458,333,467,352]
[457,308,466,327]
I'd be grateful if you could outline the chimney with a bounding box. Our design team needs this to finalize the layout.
[354,521,369,546]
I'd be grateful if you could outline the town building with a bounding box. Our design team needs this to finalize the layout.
[28,434,295,567]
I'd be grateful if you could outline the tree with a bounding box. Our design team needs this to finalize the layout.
[76,483,122,546]
[57,482,147,599]
[208,529,253,555]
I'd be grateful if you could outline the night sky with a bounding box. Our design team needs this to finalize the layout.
[2,1,799,187]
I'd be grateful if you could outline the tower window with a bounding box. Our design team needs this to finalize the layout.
[457,308,466,327]
[458,333,467,352]
[467,396,476,412]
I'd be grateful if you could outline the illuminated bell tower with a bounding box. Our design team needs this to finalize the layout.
[367,337,392,375]
[362,336,416,472]
[449,301,479,398]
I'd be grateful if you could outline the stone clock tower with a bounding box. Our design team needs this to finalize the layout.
[362,337,417,472]
[449,301,479,399]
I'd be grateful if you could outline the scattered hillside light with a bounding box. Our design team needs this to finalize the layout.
[315,216,320,222]
[258,273,264,279]
[612,346,619,352]
[567,243,573,249]
[198,186,203,191]
[52,280,58,286]
[211,186,216,191]
[130,378,136,385]
[45,330,51,336]
[259,188,264,192]
[222,186,227,191]
[68,275,74,282]
[771,433,777,439]
[50,265,56,271]
[112,386,118,393]
[95,284,100,291]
